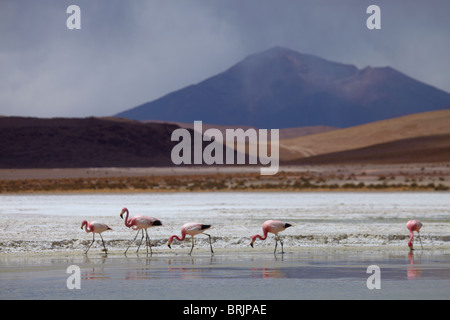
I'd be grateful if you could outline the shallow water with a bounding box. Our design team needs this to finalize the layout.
[1,249,449,300]
[0,192,449,252]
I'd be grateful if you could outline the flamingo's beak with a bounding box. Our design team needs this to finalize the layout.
[120,212,124,219]
[167,241,172,249]
[250,241,254,248]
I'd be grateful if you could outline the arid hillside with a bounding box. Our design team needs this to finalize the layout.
[288,134,450,165]
[279,109,450,162]
[0,117,180,168]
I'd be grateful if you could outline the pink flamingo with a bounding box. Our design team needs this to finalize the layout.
[120,207,162,255]
[80,220,112,254]
[167,222,214,255]
[250,220,292,254]
[407,219,423,251]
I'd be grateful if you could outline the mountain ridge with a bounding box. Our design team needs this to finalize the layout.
[115,46,450,128]
[278,109,450,161]
[286,134,450,165]
[0,117,180,168]
[0,109,449,169]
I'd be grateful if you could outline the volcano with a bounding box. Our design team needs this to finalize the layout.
[115,46,450,128]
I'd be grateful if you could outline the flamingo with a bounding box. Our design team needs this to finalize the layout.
[120,207,162,255]
[407,219,423,251]
[167,222,214,255]
[80,220,112,254]
[250,220,292,254]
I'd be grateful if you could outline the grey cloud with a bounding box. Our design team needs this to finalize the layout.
[1,0,449,118]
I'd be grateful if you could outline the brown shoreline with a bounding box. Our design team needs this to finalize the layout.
[1,163,449,194]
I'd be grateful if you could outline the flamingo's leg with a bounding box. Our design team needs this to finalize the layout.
[189,236,195,256]
[280,237,285,254]
[85,233,95,254]
[99,233,108,254]
[136,230,145,253]
[417,232,423,250]
[144,229,152,255]
[125,229,141,255]
[204,233,214,254]
[273,236,285,254]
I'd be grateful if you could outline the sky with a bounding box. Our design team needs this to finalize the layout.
[1,0,449,118]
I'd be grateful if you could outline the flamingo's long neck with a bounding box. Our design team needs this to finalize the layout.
[82,221,93,233]
[123,209,132,228]
[408,230,414,248]
[170,232,186,243]
[252,230,268,242]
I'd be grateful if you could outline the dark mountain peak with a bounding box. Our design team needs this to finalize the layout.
[359,65,398,78]
[245,46,332,65]
[238,46,301,62]
[261,45,297,54]
[231,46,358,84]
[115,47,450,128]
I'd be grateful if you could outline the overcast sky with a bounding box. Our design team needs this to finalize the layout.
[1,0,449,118]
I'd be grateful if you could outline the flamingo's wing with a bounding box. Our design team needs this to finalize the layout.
[183,222,210,235]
